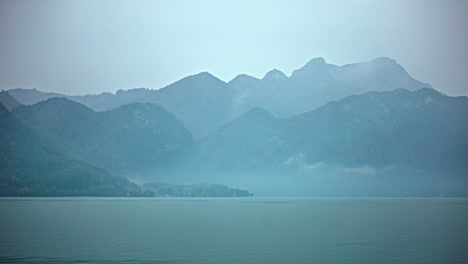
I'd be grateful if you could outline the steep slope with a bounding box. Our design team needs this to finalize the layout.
[199,107,284,170]
[286,88,468,170]
[231,57,431,116]
[7,88,64,105]
[7,57,430,138]
[228,74,260,92]
[203,88,468,173]
[195,88,468,196]
[0,90,22,111]
[0,103,140,196]
[140,72,235,138]
[8,74,234,138]
[13,98,193,174]
[101,103,193,171]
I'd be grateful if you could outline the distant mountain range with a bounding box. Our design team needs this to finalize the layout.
[229,57,430,116]
[1,57,467,196]
[6,57,430,137]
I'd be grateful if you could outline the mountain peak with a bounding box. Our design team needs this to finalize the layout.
[178,71,226,84]
[263,69,288,81]
[194,71,217,79]
[229,74,260,90]
[229,74,259,83]
[305,57,326,66]
[370,57,397,65]
[245,107,274,118]
[291,57,332,78]
[163,71,228,92]
[29,97,95,114]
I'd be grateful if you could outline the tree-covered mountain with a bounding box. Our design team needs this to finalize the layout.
[4,57,466,196]
[7,57,429,137]
[13,98,193,174]
[3,86,467,196]
[0,103,141,196]
[201,88,468,173]
[142,182,253,197]
[190,88,468,196]
[0,90,22,111]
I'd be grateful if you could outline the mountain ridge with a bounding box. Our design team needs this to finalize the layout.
[6,57,431,130]
[0,103,141,196]
[13,98,194,174]
[0,90,22,111]
[201,87,468,171]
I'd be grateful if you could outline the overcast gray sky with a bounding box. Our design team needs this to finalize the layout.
[0,0,467,96]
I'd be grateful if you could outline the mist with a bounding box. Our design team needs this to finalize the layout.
[1,0,467,96]
[1,2,468,263]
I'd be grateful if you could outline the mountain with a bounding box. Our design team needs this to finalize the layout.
[7,74,234,138]
[263,69,289,81]
[13,98,193,174]
[0,90,22,111]
[199,107,284,171]
[139,72,235,138]
[7,57,429,138]
[228,74,260,92]
[285,88,468,169]
[7,88,64,105]
[0,103,141,196]
[4,87,466,196]
[195,88,468,196]
[230,57,431,116]
[204,88,467,170]
[142,182,253,197]
[70,88,155,112]
[6,88,154,112]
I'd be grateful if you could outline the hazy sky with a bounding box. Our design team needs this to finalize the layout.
[1,0,467,96]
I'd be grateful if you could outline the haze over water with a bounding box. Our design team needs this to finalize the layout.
[1,197,467,264]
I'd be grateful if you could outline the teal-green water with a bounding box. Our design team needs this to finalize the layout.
[0,198,467,264]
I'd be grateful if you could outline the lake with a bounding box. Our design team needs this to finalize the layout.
[0,198,467,264]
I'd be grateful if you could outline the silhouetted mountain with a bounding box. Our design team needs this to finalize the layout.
[0,103,140,196]
[263,69,288,81]
[7,88,64,105]
[202,88,468,173]
[7,57,429,138]
[74,73,235,138]
[232,57,431,116]
[0,90,22,111]
[70,88,155,112]
[13,98,193,174]
[6,88,155,112]
[139,72,235,138]
[228,74,260,91]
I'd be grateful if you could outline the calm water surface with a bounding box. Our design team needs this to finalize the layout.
[0,198,467,264]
